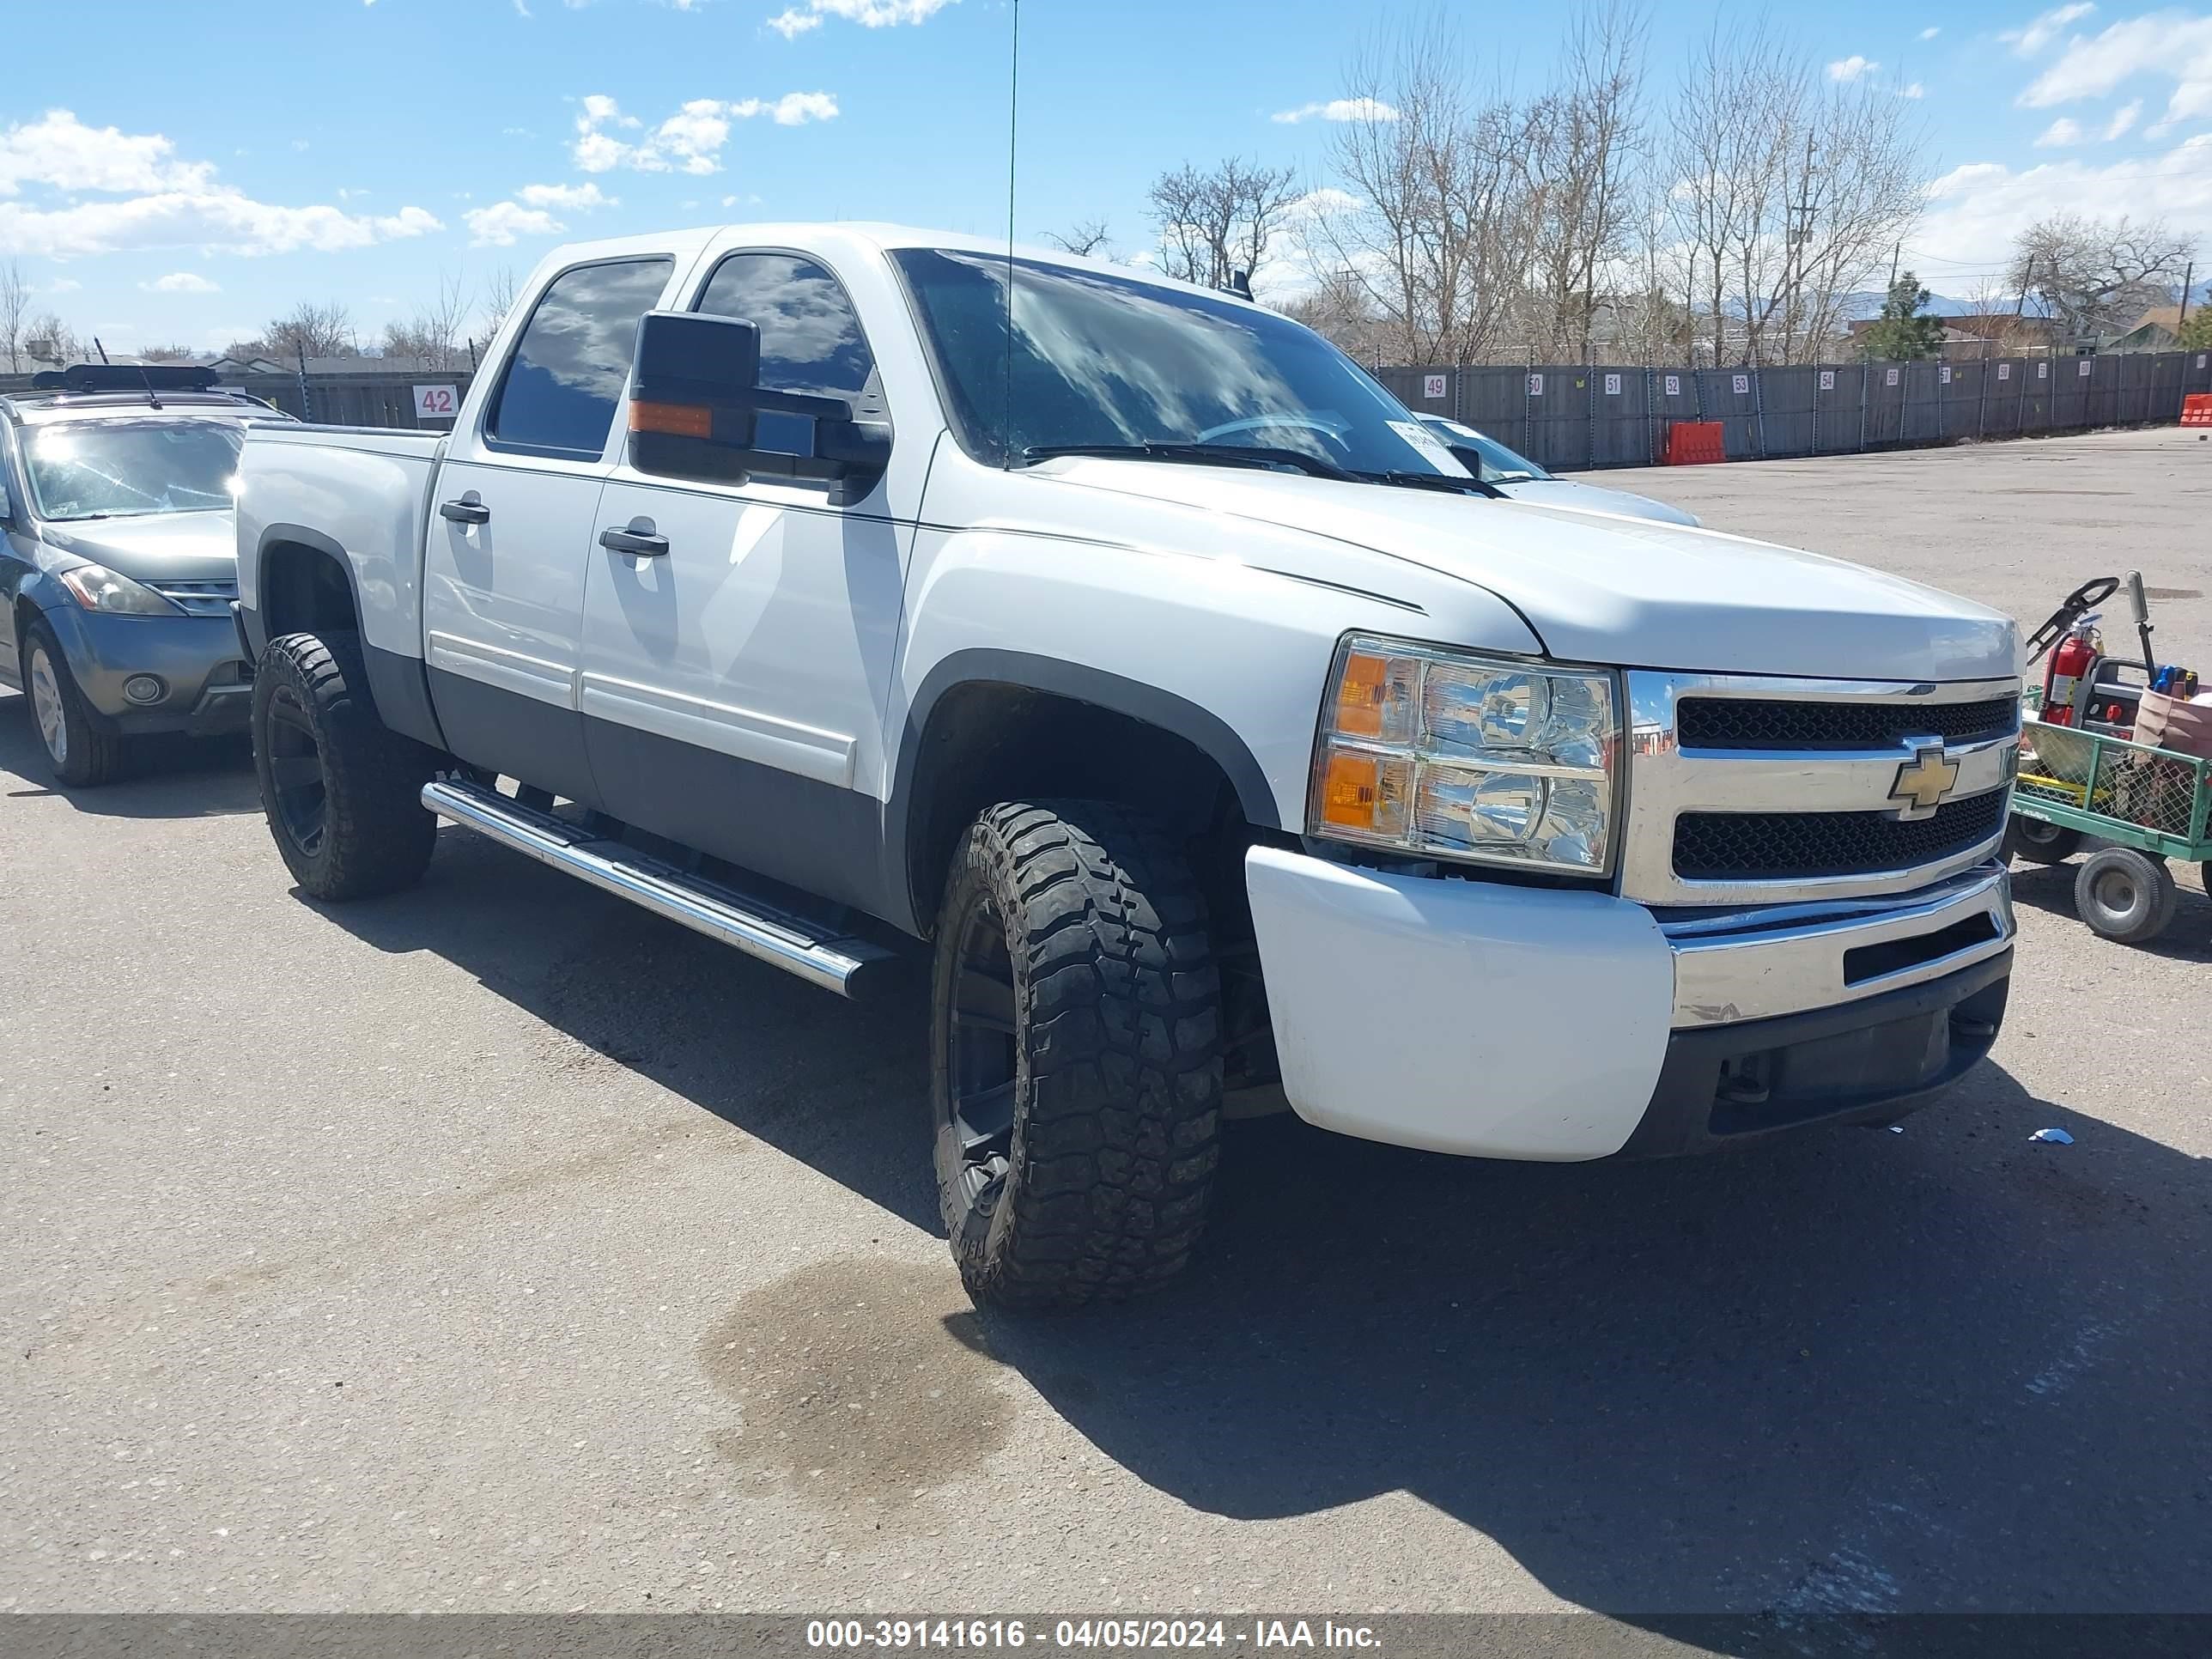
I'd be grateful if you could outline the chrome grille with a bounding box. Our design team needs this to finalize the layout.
[146,578,239,619]
[1677,695,2018,751]
[1674,791,2009,880]
[1622,672,2021,906]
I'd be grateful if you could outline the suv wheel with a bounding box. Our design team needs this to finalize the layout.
[252,630,438,901]
[22,616,123,787]
[931,800,1223,1311]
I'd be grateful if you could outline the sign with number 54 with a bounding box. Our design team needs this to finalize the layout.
[413,384,461,420]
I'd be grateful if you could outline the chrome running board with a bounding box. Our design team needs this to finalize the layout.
[421,778,900,1000]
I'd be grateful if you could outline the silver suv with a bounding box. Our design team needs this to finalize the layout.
[1,366,291,785]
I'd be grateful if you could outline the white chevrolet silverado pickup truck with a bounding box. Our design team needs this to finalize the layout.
[234,224,2021,1310]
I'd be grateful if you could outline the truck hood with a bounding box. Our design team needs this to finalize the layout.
[1047,460,2016,681]
[39,511,238,586]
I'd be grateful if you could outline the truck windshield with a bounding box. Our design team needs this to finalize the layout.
[1424,417,1552,483]
[22,419,243,521]
[890,247,1467,480]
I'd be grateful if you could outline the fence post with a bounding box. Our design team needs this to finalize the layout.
[1753,368,1768,459]
[1586,356,1597,471]
[1523,355,1534,461]
[1977,356,1988,441]
[1857,360,1869,452]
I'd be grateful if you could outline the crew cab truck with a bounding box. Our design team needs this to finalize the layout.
[234,225,2021,1310]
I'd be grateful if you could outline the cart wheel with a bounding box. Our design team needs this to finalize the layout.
[2002,817,2082,866]
[2074,848,2179,945]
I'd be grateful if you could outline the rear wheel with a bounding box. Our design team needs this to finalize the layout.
[252,630,438,901]
[2074,846,2179,945]
[930,799,1223,1311]
[2002,817,2082,866]
[21,617,124,787]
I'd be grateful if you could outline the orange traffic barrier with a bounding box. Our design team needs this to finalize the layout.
[2183,393,2212,428]
[1664,420,1726,465]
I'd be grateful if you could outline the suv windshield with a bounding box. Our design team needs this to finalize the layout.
[21,419,243,522]
[1423,417,1550,484]
[891,247,1468,480]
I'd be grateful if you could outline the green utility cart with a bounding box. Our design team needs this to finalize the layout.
[2009,695,2212,945]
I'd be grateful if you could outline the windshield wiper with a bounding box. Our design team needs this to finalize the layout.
[1353,468,1508,500]
[1022,442,1358,481]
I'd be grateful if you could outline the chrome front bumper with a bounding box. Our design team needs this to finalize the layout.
[1661,861,2014,1028]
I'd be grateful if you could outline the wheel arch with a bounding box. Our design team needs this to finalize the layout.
[886,650,1285,939]
[252,525,446,751]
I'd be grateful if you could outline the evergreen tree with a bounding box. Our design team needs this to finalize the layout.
[1857,272,1948,361]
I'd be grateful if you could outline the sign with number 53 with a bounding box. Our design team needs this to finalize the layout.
[413,385,461,420]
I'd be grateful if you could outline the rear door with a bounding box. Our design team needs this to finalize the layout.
[422,254,678,804]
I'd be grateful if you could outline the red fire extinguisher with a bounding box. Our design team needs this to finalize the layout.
[2042,616,2101,726]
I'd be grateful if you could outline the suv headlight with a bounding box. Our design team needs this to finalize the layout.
[57,562,182,617]
[1309,635,1622,875]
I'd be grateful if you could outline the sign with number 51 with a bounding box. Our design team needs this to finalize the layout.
[413,385,461,421]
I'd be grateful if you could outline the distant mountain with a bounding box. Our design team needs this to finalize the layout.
[1835,290,1977,321]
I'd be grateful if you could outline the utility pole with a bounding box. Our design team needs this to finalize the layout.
[2180,258,2196,329]
[1785,134,1817,363]
[1888,241,1901,291]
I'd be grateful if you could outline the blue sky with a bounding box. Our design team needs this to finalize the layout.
[4,0,2211,354]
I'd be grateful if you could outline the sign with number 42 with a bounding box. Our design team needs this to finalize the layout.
[413,385,461,420]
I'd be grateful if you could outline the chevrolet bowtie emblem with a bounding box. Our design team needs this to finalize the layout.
[1889,743,1960,819]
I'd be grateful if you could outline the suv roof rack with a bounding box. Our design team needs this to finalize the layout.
[29,363,220,393]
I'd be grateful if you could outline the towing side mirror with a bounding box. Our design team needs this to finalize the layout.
[627,310,890,495]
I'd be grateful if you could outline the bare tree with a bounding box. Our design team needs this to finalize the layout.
[479,266,520,340]
[21,310,82,367]
[381,271,472,368]
[138,343,204,363]
[1147,157,1300,292]
[2008,213,2197,340]
[262,301,358,363]
[1041,220,1115,258]
[0,261,30,374]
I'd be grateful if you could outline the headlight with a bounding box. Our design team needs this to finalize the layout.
[56,562,181,617]
[1310,635,1621,874]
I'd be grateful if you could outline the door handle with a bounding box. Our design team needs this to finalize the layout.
[439,498,490,525]
[599,525,669,557]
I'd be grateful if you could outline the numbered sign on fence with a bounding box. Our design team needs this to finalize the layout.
[1819,370,1835,392]
[1663,374,1680,397]
[1422,374,1447,400]
[1997,362,2011,380]
[2079,358,2092,376]
[2198,354,2207,369]
[1527,373,1544,396]
[1940,365,1953,385]
[1732,374,1750,395]
[1603,372,1621,396]
[1887,367,1900,386]
[413,385,461,420]
[2039,360,2049,379]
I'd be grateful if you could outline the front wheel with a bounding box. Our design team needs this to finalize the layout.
[252,630,438,901]
[22,617,124,787]
[931,800,1224,1311]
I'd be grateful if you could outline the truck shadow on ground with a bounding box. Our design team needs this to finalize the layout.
[319,827,2210,1618]
[0,691,259,817]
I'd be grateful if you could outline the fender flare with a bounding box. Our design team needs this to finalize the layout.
[883,647,1284,932]
[250,523,447,750]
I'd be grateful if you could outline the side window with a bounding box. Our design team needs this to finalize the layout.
[694,252,876,403]
[487,257,673,456]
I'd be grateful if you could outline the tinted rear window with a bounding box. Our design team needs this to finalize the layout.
[488,258,673,456]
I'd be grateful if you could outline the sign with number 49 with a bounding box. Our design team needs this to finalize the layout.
[413,385,461,420]
[1422,374,1447,400]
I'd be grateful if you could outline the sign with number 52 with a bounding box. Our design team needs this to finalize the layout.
[413,384,461,420]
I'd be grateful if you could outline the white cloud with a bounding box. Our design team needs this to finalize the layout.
[2035,116,2086,145]
[464,200,563,246]
[1917,132,2212,270]
[1826,55,1878,82]
[2018,12,2212,128]
[2003,3,2097,58]
[766,0,952,38]
[517,180,615,210]
[0,110,212,197]
[141,270,220,293]
[2104,97,2142,138]
[571,92,837,174]
[0,108,438,258]
[1920,26,1941,40]
[1271,97,1401,125]
[46,277,81,293]
[1898,82,1927,99]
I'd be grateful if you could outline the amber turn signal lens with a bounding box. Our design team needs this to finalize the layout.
[630,398,714,438]
[1333,651,1391,738]
[1321,750,1381,829]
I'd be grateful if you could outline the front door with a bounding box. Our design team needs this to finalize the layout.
[578,250,918,915]
[422,254,678,805]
